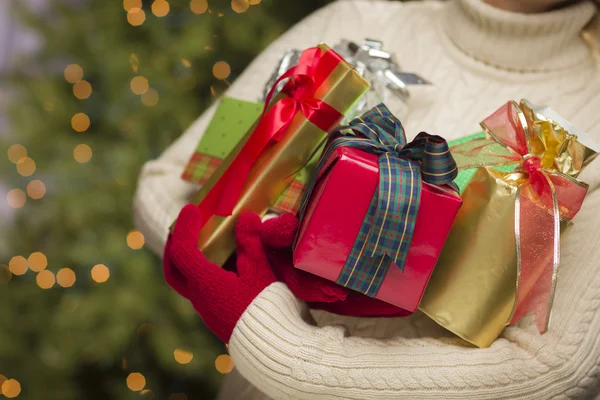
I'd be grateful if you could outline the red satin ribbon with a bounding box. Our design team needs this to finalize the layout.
[196,47,344,228]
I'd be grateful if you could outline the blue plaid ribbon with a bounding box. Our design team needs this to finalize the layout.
[297,104,458,297]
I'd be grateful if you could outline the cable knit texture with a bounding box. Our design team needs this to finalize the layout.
[133,0,600,398]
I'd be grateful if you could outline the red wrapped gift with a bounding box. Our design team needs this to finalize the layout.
[293,105,462,312]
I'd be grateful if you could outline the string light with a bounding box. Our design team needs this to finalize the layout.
[28,252,48,272]
[127,230,145,249]
[190,0,208,14]
[6,189,26,209]
[173,349,193,364]
[64,64,83,83]
[8,256,28,276]
[126,373,146,391]
[1,378,21,398]
[16,157,36,177]
[215,354,234,374]
[141,89,159,107]
[127,8,146,26]
[73,144,92,163]
[36,270,56,289]
[130,76,149,95]
[151,0,170,17]
[73,80,92,99]
[91,264,110,283]
[71,113,90,132]
[123,0,142,11]
[57,268,76,288]
[7,144,27,164]
[212,61,231,80]
[27,180,46,200]
[231,0,249,13]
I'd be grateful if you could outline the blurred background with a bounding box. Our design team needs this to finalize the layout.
[0,0,350,398]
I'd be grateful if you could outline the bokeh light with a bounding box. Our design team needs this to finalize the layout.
[130,76,149,95]
[248,0,261,4]
[127,8,146,26]
[123,0,142,11]
[126,373,146,391]
[73,80,92,99]
[91,264,110,283]
[181,58,191,68]
[57,268,76,288]
[64,64,83,83]
[6,189,26,209]
[173,349,193,364]
[141,89,159,107]
[190,0,208,14]
[74,144,93,163]
[0,373,6,387]
[8,256,28,276]
[127,230,145,249]
[1,379,21,398]
[27,180,46,200]
[130,53,139,73]
[215,354,234,374]
[71,113,91,132]
[152,0,170,17]
[7,144,27,164]
[28,252,48,272]
[212,61,231,80]
[36,270,56,289]
[231,0,249,13]
[16,157,36,177]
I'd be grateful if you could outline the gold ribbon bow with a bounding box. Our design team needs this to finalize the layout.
[450,100,598,333]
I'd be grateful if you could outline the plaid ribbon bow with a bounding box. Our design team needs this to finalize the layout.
[297,104,458,297]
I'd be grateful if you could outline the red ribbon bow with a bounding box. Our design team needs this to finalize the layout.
[196,47,344,228]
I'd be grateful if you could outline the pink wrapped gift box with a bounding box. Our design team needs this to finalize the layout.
[293,146,462,312]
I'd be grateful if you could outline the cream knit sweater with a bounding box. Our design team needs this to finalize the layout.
[133,0,600,398]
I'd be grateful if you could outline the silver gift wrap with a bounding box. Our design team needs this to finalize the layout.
[261,39,432,122]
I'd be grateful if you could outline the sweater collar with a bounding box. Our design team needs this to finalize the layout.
[443,0,597,72]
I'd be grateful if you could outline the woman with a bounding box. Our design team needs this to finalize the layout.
[134,0,600,398]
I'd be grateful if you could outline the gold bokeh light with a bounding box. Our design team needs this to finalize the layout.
[7,189,26,209]
[212,61,231,80]
[36,270,56,289]
[123,0,142,11]
[74,144,93,163]
[152,0,170,17]
[190,0,208,14]
[1,378,21,398]
[173,349,194,364]
[231,0,249,13]
[28,252,48,272]
[64,64,83,83]
[91,264,110,283]
[126,373,146,391]
[57,268,76,288]
[9,256,28,276]
[127,8,146,26]
[127,230,145,249]
[16,157,36,177]
[73,80,92,99]
[141,89,159,107]
[130,76,149,95]
[71,113,91,132]
[7,144,27,164]
[27,180,46,200]
[215,354,234,374]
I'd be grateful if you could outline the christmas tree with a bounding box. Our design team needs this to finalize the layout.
[0,0,332,398]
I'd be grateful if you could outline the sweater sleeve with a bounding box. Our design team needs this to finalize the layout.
[132,0,390,256]
[229,186,600,400]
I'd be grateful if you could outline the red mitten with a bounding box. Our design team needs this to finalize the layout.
[164,205,276,343]
[261,213,411,318]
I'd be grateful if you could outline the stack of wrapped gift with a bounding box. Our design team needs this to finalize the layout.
[175,40,598,347]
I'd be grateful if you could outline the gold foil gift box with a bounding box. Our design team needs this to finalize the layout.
[419,100,598,348]
[183,44,369,266]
